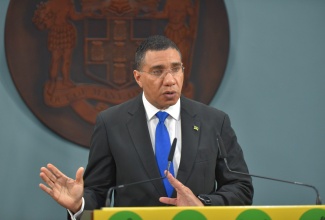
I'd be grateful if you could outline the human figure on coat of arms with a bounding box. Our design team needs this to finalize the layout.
[33,0,87,95]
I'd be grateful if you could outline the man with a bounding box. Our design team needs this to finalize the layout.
[39,35,253,219]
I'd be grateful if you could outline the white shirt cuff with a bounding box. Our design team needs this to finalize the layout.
[67,197,85,220]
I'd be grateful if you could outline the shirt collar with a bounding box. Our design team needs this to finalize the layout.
[142,93,180,121]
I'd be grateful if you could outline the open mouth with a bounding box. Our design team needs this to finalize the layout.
[164,91,175,95]
[163,91,177,99]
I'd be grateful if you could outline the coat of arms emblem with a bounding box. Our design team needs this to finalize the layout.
[5,0,229,147]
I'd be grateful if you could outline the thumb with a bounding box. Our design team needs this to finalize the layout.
[75,167,84,184]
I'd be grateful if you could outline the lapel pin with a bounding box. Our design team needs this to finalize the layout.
[193,125,199,131]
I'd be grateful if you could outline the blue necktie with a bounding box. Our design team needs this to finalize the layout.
[155,111,175,197]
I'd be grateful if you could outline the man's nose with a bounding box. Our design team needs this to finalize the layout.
[163,72,176,86]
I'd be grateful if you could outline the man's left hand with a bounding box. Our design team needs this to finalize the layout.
[159,171,204,206]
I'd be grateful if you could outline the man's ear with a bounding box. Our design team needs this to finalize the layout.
[133,70,143,88]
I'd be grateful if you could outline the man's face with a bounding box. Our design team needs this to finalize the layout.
[134,48,184,110]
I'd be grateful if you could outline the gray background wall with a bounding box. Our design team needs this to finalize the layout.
[1,0,324,219]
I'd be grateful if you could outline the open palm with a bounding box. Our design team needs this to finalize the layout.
[39,163,84,213]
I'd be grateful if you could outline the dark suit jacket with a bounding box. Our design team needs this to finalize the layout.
[83,94,253,209]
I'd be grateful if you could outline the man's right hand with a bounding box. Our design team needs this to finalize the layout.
[39,163,84,213]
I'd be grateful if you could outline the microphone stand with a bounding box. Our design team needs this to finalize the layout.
[216,135,322,205]
[223,157,322,205]
[105,138,177,207]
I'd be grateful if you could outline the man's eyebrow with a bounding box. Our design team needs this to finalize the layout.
[150,65,165,70]
[171,62,183,68]
[171,62,182,67]
[150,62,182,69]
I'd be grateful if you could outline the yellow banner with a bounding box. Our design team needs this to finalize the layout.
[93,205,325,220]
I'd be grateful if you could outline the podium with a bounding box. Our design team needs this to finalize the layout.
[81,205,325,220]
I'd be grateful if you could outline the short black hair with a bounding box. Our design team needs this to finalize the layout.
[134,35,181,70]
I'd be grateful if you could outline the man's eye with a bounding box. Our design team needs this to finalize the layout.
[171,67,181,73]
[152,69,163,75]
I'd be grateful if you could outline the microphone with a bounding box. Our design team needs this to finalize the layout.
[216,134,322,205]
[105,138,177,207]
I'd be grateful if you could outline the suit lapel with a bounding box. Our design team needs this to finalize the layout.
[126,95,166,196]
[175,97,201,193]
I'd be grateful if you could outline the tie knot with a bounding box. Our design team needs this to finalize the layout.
[156,111,169,123]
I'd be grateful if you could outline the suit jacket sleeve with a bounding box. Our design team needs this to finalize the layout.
[207,113,253,205]
[82,112,116,210]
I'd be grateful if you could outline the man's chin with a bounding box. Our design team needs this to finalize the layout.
[159,99,179,109]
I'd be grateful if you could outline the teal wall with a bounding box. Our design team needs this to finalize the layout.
[0,1,324,219]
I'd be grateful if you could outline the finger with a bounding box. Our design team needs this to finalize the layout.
[164,170,185,191]
[75,167,84,184]
[40,166,57,183]
[159,197,177,205]
[40,171,55,188]
[47,163,66,179]
[39,183,53,195]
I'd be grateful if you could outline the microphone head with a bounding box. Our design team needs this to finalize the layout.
[168,138,177,162]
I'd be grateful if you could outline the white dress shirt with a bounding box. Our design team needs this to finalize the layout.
[142,93,182,176]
